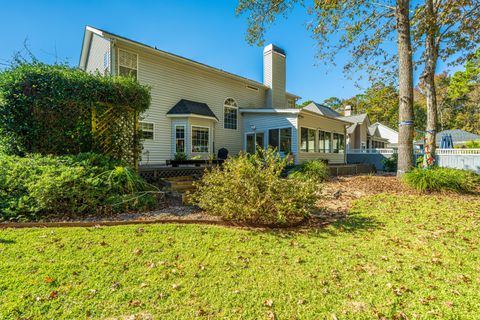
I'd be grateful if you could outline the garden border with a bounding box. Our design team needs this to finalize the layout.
[0,217,307,230]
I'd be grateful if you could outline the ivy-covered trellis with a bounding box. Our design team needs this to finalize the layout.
[0,63,150,169]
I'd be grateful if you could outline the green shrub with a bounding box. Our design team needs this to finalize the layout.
[381,153,398,172]
[288,160,329,182]
[189,148,317,226]
[415,155,424,168]
[464,140,480,148]
[0,153,157,221]
[402,167,480,193]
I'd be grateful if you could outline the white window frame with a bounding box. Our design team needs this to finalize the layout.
[191,125,210,153]
[174,124,186,154]
[117,48,138,79]
[244,131,266,153]
[287,99,295,108]
[332,132,346,153]
[223,97,238,130]
[300,126,317,153]
[139,121,155,141]
[267,126,293,154]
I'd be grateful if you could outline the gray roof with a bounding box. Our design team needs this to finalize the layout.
[436,129,480,144]
[368,124,379,136]
[303,102,341,118]
[338,113,369,124]
[167,99,218,120]
[346,123,358,134]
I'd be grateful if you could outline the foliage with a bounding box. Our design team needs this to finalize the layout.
[464,140,480,149]
[1,194,479,318]
[415,155,424,168]
[322,97,343,111]
[381,153,398,172]
[288,160,329,182]
[0,153,157,221]
[190,148,317,226]
[0,62,150,166]
[173,152,187,161]
[402,167,479,193]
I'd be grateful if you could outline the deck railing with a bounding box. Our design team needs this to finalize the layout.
[435,148,480,155]
[347,148,397,154]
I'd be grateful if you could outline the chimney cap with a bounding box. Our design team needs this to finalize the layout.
[344,105,352,110]
[264,44,286,56]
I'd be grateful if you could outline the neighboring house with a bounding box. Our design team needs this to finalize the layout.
[372,122,399,148]
[79,26,350,165]
[415,129,480,148]
[304,103,393,150]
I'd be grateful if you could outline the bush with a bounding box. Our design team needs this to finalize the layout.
[402,167,480,193]
[0,62,150,167]
[381,153,398,172]
[288,160,329,182]
[189,149,317,226]
[415,155,424,168]
[0,153,157,221]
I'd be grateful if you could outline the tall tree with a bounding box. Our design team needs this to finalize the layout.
[412,0,480,164]
[236,0,416,175]
[323,96,343,111]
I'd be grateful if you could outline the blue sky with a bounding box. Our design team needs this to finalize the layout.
[0,0,456,103]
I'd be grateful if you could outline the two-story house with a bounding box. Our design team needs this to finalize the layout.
[79,26,351,165]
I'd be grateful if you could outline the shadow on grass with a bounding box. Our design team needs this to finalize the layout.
[0,238,15,244]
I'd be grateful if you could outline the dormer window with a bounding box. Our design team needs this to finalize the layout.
[224,98,238,130]
[118,49,138,79]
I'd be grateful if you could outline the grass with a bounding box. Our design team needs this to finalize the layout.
[1,194,479,319]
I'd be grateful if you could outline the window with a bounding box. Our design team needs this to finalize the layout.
[103,52,109,75]
[333,133,345,153]
[140,122,154,140]
[175,126,185,153]
[301,127,316,152]
[192,126,209,153]
[268,128,292,153]
[280,128,292,154]
[268,129,279,149]
[246,132,264,154]
[288,99,295,108]
[118,49,137,79]
[224,98,238,129]
[318,131,331,153]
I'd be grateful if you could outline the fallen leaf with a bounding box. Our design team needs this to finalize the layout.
[266,310,275,320]
[263,299,273,307]
[129,299,142,307]
[48,290,58,300]
[44,276,56,284]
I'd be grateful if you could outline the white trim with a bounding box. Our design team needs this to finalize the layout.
[223,97,238,130]
[174,124,186,154]
[139,121,155,141]
[436,148,480,155]
[117,48,139,79]
[299,126,317,153]
[190,125,210,154]
[240,108,301,114]
[267,126,293,154]
[166,114,219,122]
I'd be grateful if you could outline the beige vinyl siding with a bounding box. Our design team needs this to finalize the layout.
[297,112,346,164]
[114,41,267,164]
[85,34,110,74]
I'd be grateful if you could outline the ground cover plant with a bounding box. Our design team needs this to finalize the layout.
[402,167,480,193]
[0,153,157,221]
[190,149,317,226]
[1,193,479,319]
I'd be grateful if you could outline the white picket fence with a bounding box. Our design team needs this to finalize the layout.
[435,148,480,155]
[348,148,480,155]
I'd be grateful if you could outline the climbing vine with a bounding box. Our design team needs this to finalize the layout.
[0,63,150,168]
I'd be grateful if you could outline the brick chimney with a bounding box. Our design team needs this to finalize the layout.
[344,105,352,117]
[264,44,286,108]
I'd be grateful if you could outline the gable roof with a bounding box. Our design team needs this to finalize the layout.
[303,102,341,118]
[435,129,480,144]
[166,99,218,120]
[338,113,369,124]
[79,26,300,99]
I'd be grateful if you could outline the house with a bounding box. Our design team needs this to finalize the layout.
[415,129,480,149]
[372,122,399,148]
[303,102,393,150]
[79,26,351,165]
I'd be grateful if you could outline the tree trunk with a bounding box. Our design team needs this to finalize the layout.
[396,0,415,176]
[422,0,438,167]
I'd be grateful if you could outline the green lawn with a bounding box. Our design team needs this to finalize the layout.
[1,194,479,319]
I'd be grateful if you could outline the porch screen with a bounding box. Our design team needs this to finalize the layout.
[301,128,316,152]
[333,133,345,153]
[318,131,331,153]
